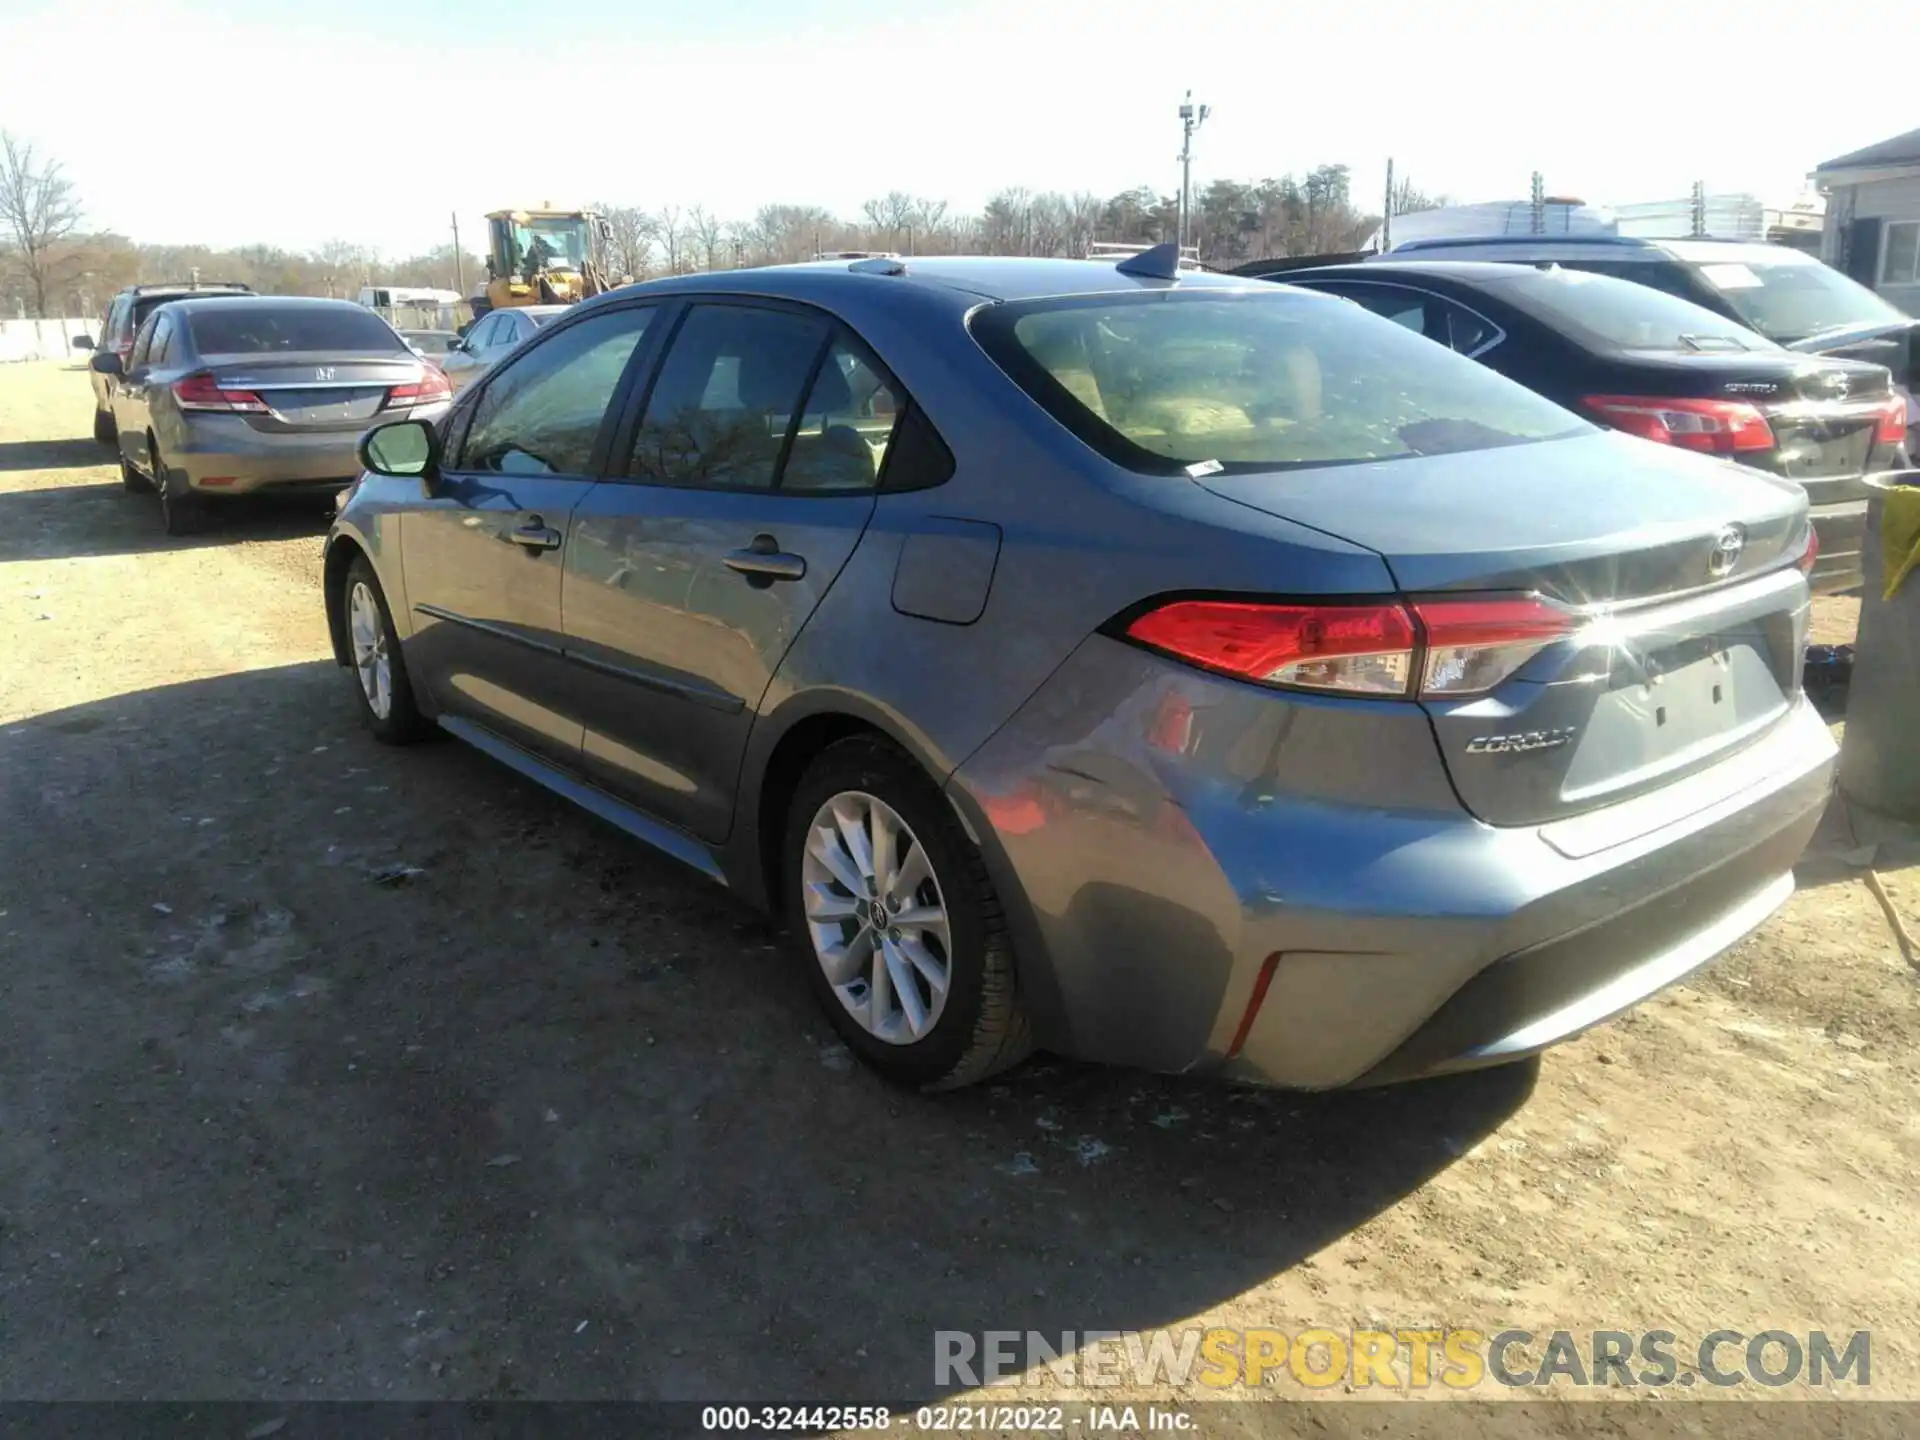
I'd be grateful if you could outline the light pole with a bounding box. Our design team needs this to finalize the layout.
[1177,90,1210,256]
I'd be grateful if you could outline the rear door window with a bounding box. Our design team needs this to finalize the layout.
[629,304,831,490]
[972,289,1582,473]
[187,306,405,355]
[1310,283,1501,357]
[456,305,657,477]
[782,336,903,492]
[147,313,175,367]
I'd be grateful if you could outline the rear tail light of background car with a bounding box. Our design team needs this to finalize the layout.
[1876,392,1908,445]
[1582,394,1774,454]
[1123,595,1577,700]
[384,368,452,409]
[173,372,268,413]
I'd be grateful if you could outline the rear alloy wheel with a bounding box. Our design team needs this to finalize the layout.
[344,556,431,744]
[152,441,205,536]
[786,737,1031,1089]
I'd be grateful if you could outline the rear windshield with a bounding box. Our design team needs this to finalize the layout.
[1484,267,1768,353]
[1689,255,1907,345]
[132,292,251,328]
[971,289,1585,474]
[188,305,404,355]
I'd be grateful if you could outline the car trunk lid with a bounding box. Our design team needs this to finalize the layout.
[202,352,421,431]
[1195,431,1812,826]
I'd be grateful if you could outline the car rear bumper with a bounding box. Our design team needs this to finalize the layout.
[949,637,1837,1090]
[172,406,448,495]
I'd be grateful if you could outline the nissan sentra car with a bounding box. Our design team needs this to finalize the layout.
[321,249,1835,1092]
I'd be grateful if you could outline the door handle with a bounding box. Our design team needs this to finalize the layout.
[510,517,562,551]
[724,535,806,584]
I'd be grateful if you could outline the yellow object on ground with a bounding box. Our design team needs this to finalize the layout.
[1883,486,1920,600]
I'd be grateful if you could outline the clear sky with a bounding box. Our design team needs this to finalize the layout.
[0,0,1909,257]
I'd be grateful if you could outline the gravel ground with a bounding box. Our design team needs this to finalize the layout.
[2,361,1917,1429]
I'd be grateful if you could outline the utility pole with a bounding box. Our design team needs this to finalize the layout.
[1530,171,1546,235]
[451,211,465,296]
[1177,90,1210,256]
[1690,180,1707,238]
[1383,157,1395,253]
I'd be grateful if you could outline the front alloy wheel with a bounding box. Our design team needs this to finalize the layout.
[802,790,953,1045]
[349,579,392,720]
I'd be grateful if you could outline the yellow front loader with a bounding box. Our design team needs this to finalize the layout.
[471,206,617,317]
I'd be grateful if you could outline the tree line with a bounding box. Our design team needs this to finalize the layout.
[2,131,1443,318]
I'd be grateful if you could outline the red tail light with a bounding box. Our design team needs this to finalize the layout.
[1124,595,1576,700]
[1876,393,1908,445]
[1412,596,1578,695]
[385,367,453,409]
[1127,600,1417,696]
[173,372,268,413]
[1583,395,1774,454]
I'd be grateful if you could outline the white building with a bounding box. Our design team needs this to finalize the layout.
[1812,127,1920,309]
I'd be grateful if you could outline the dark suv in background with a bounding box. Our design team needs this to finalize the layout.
[75,282,253,443]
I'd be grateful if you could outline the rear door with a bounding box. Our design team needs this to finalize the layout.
[398,302,660,766]
[562,300,893,840]
[113,311,167,469]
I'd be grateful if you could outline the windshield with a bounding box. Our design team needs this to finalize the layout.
[509,217,590,274]
[1692,255,1906,344]
[1488,267,1770,353]
[972,289,1586,474]
[189,305,405,355]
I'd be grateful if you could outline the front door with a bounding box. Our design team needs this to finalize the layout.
[563,302,899,841]
[399,302,659,766]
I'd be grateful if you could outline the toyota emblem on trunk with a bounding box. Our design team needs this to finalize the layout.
[1708,524,1746,580]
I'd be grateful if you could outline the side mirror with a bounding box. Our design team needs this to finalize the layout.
[358,418,439,487]
[92,351,123,377]
[71,334,96,351]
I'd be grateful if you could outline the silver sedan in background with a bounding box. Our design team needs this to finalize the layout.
[439,305,567,391]
[101,296,453,535]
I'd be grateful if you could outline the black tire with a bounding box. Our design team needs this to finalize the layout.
[118,447,152,494]
[152,439,205,536]
[342,555,433,744]
[783,736,1032,1090]
[93,406,117,446]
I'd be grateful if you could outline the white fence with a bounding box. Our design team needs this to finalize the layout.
[0,318,95,363]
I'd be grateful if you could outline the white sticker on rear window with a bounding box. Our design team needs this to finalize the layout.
[1700,264,1763,291]
[1185,459,1225,477]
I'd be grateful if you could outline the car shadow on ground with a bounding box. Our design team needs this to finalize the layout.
[0,479,333,562]
[0,661,1537,1403]
[0,437,109,472]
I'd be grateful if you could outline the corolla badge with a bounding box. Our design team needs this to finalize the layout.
[1465,728,1578,755]
[1707,524,1746,580]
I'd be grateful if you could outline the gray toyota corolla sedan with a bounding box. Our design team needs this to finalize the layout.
[102,295,452,534]
[322,250,1835,1092]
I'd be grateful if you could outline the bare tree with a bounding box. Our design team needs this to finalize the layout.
[686,205,726,272]
[0,132,82,317]
[653,204,684,273]
[596,204,653,279]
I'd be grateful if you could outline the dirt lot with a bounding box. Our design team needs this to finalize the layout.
[3,360,1919,1426]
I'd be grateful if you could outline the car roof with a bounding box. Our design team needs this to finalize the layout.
[1284,259,1555,285]
[606,255,1268,308]
[1384,235,1816,266]
[156,294,377,316]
